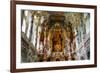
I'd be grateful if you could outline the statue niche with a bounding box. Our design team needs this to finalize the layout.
[48,22,66,61]
[52,23,63,52]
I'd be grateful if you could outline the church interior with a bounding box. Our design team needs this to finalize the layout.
[21,10,90,62]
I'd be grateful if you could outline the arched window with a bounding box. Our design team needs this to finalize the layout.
[21,10,33,39]
[22,18,26,33]
[27,11,32,38]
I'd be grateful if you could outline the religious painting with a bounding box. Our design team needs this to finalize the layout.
[11,1,97,72]
[21,10,90,62]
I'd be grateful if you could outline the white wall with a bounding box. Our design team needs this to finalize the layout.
[0,0,100,73]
